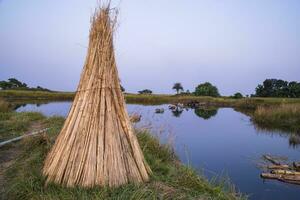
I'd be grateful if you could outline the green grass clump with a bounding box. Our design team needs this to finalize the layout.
[253,104,300,133]
[0,112,45,142]
[0,98,11,112]
[3,115,244,200]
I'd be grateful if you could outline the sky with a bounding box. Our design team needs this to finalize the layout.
[0,0,300,95]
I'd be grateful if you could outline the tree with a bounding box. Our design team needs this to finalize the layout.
[8,78,26,88]
[255,79,300,98]
[194,82,220,97]
[289,82,300,98]
[138,89,152,94]
[0,81,13,90]
[172,82,183,94]
[232,92,243,99]
[0,78,28,90]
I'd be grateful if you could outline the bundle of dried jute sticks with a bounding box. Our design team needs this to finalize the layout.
[43,4,151,188]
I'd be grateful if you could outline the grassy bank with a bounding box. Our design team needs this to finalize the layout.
[1,112,244,200]
[252,104,300,133]
[0,90,74,101]
[2,89,300,134]
[126,94,300,108]
[0,112,46,142]
[2,90,300,109]
[0,98,11,112]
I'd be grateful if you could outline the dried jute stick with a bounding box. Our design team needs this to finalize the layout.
[42,5,151,188]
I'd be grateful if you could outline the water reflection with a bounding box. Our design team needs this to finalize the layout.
[194,107,218,120]
[253,122,300,149]
[289,134,300,148]
[12,100,58,110]
[171,107,184,117]
[168,104,218,120]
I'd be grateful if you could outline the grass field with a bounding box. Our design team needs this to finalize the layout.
[0,112,244,200]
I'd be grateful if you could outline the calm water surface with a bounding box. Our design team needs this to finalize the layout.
[16,102,300,200]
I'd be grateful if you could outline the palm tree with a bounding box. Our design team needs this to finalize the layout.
[172,82,184,94]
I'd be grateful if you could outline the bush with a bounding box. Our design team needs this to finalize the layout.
[194,82,220,97]
[138,89,152,95]
[232,93,243,99]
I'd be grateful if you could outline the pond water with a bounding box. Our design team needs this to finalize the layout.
[16,101,300,200]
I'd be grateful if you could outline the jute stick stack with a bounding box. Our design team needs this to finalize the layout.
[43,5,151,188]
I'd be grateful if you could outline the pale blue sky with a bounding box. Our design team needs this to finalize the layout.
[1,0,300,95]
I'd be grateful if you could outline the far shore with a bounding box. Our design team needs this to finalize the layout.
[1,89,300,109]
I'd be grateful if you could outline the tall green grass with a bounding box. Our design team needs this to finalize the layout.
[0,111,45,142]
[2,116,244,200]
[253,104,300,133]
[0,98,10,112]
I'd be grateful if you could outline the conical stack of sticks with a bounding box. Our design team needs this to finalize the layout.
[43,5,151,188]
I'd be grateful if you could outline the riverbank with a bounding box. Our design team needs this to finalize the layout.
[2,90,300,108]
[4,89,296,130]
[2,90,300,133]
[252,104,300,133]
[0,90,74,101]
[0,111,244,200]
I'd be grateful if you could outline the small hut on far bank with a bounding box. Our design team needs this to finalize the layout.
[43,4,151,188]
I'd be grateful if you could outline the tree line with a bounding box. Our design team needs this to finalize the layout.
[170,78,300,98]
[254,79,300,98]
[0,78,51,92]
[2,77,299,98]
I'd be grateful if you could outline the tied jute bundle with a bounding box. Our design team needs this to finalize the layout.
[43,5,151,188]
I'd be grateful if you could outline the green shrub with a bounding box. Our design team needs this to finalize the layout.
[232,93,243,99]
[194,82,220,97]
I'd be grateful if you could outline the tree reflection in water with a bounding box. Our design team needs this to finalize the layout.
[194,107,218,120]
[171,107,184,117]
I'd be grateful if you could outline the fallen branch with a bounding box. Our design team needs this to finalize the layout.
[0,128,49,148]
[261,173,300,185]
[271,170,300,176]
[260,154,300,186]
[263,155,281,165]
[267,164,290,170]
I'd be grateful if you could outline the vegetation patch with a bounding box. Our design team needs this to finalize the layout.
[255,79,300,98]
[253,104,300,133]
[0,98,11,113]
[2,114,244,200]
[194,82,220,97]
[0,90,74,101]
[0,112,45,142]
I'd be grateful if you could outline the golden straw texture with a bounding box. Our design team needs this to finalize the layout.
[43,6,151,188]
